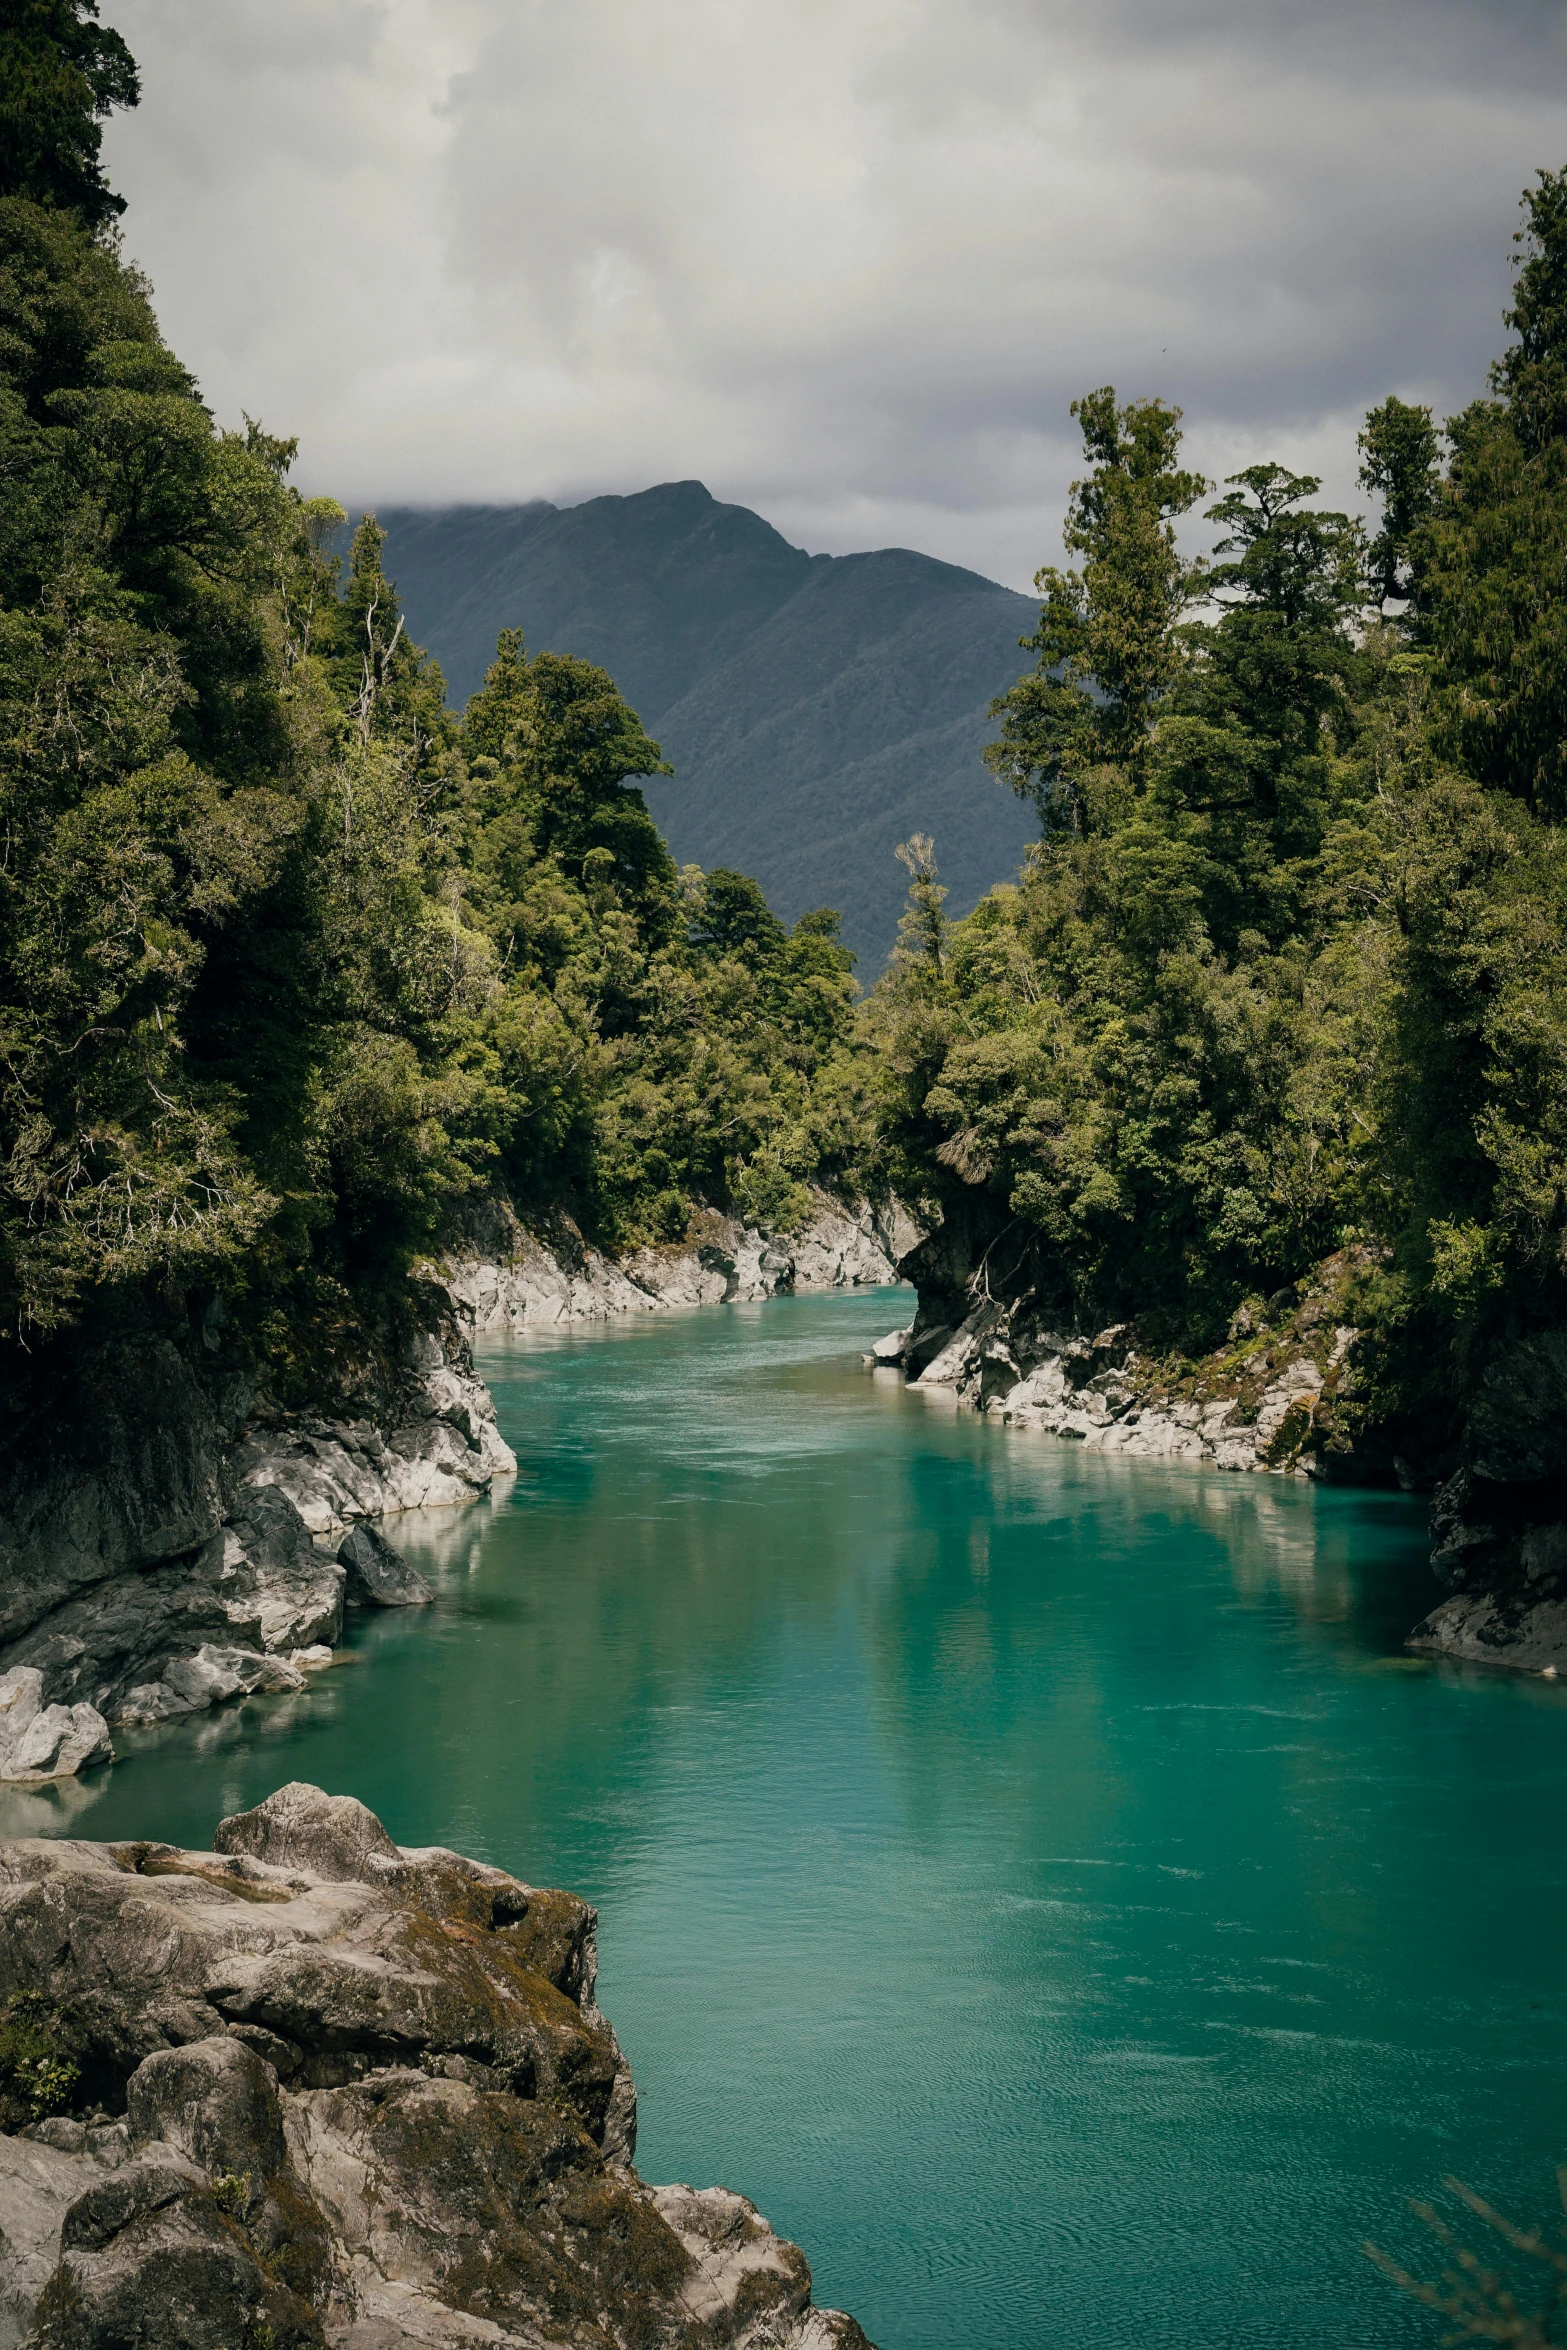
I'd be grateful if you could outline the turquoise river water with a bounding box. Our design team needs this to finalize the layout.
[9,1287,1567,2350]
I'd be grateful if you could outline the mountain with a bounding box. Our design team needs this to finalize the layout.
[368,482,1041,967]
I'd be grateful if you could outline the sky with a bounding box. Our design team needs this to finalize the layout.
[103,0,1567,591]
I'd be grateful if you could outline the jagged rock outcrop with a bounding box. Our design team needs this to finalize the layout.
[0,1670,112,1787]
[440,1191,917,1336]
[876,1252,1365,1478]
[336,1525,434,1609]
[0,1302,515,1770]
[0,1782,873,2350]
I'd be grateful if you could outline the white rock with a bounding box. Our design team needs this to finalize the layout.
[0,2134,102,2344]
[116,1682,195,1726]
[441,1189,919,1334]
[116,1645,307,1727]
[163,1645,306,1708]
[0,1667,113,1781]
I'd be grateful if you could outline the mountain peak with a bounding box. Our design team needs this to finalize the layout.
[371,489,1039,967]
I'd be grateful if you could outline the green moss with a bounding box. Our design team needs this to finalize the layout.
[0,1990,82,2128]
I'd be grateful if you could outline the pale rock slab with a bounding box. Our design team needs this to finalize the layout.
[442,1190,917,1335]
[117,1643,307,1727]
[878,1306,1333,1477]
[0,1667,111,1783]
[0,2131,109,2347]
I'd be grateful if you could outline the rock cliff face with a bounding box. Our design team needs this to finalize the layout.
[1404,1332,1567,1673]
[877,1234,1369,1480]
[439,1191,918,1336]
[0,1192,914,1776]
[0,1293,516,1777]
[0,1780,872,2350]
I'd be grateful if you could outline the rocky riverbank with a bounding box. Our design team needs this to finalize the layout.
[1403,1332,1567,1674]
[0,1292,515,1785]
[874,1235,1371,1479]
[882,1209,1567,1676]
[438,1190,918,1334]
[0,1191,913,1780]
[0,1779,872,2349]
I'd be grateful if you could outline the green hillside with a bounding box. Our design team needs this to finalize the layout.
[368,484,1040,967]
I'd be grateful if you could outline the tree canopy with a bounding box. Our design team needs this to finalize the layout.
[874,168,1567,1458]
[0,0,139,226]
[0,184,877,1356]
[5,51,1567,1494]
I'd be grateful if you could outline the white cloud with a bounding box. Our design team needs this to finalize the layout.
[103,0,1567,587]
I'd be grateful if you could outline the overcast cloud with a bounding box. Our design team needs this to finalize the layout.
[103,0,1567,587]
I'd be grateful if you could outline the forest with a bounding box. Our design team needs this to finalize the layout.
[0,14,879,1381]
[2,0,1566,1477]
[872,180,1567,1465]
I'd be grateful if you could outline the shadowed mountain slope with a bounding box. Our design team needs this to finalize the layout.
[371,482,1040,966]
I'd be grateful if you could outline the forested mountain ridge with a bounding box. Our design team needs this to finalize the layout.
[367,486,1040,967]
[365,485,815,715]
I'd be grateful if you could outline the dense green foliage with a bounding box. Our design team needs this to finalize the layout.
[875,171,1567,1434]
[0,0,137,227]
[0,175,871,1344]
[0,1990,79,2128]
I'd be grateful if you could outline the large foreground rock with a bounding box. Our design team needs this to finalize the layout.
[0,1782,873,2350]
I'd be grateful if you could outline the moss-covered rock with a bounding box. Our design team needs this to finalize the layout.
[0,1782,874,2348]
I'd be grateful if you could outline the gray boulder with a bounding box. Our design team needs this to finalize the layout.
[0,1667,111,1783]
[126,2037,288,2189]
[41,2170,324,2350]
[225,1487,346,1653]
[0,2132,97,2341]
[336,1523,433,1608]
[213,1781,401,1883]
[0,1785,873,2349]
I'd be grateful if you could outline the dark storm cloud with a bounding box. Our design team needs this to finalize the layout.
[103,0,1567,585]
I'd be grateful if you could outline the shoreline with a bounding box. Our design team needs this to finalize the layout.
[0,1195,915,1785]
[881,1213,1567,1680]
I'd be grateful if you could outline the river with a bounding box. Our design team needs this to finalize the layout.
[9,1287,1567,2350]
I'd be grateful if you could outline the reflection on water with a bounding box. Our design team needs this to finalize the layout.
[10,1289,1567,2350]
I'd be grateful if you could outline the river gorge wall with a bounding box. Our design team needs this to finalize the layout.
[440,1191,918,1334]
[886,1207,1567,1677]
[0,1192,915,1782]
[0,1779,872,2349]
